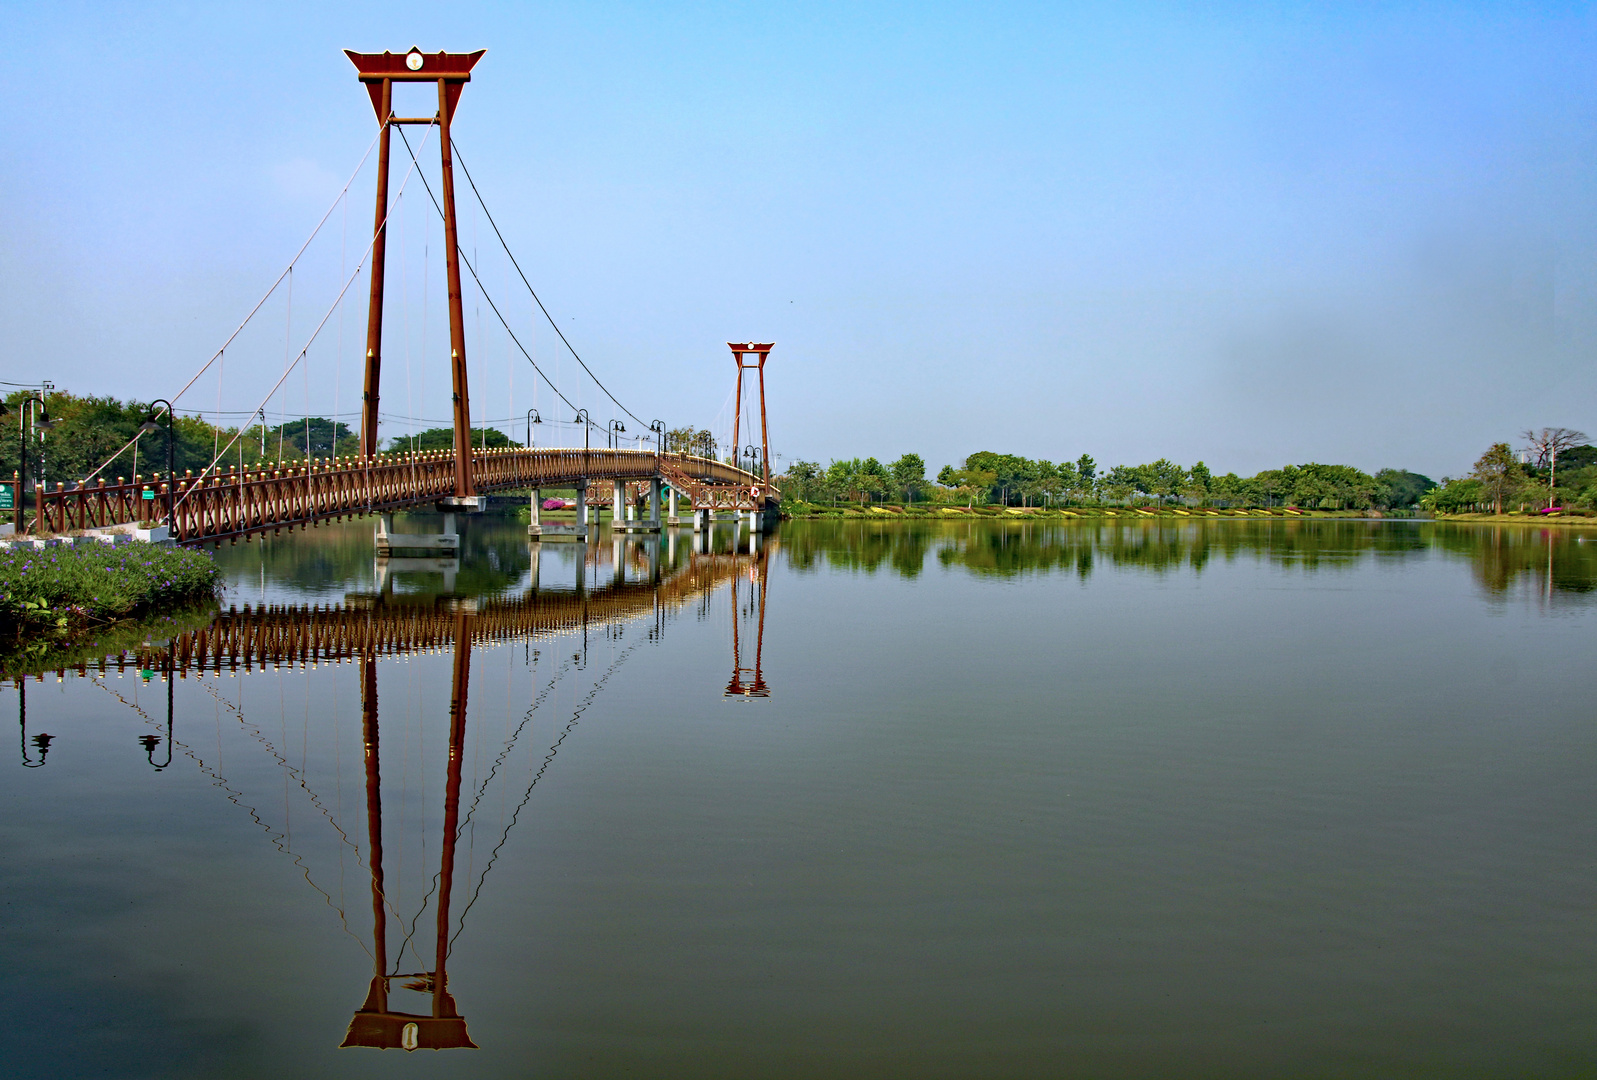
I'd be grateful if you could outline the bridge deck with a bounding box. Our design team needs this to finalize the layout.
[37,448,777,546]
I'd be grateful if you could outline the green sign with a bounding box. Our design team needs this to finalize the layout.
[141,489,155,501]
[0,483,12,511]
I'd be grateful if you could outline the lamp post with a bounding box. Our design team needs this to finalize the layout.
[649,420,665,455]
[575,409,590,451]
[139,399,176,535]
[608,419,625,450]
[525,409,541,450]
[4,395,53,534]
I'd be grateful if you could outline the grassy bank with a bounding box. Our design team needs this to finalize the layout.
[1434,511,1597,525]
[0,542,222,672]
[781,501,1426,520]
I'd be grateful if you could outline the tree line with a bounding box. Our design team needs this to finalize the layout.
[778,450,1436,511]
[1428,429,1597,513]
[0,390,542,490]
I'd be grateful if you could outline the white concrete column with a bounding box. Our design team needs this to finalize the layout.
[576,481,588,532]
[529,487,542,529]
[668,485,678,521]
[612,481,624,524]
[649,479,662,526]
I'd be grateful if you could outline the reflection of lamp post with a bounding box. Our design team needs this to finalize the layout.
[608,419,625,450]
[18,681,52,768]
[139,399,176,534]
[138,659,174,770]
[524,409,541,450]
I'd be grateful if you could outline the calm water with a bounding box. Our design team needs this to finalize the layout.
[4,517,1594,1078]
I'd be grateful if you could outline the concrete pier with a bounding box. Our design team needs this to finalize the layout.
[375,512,459,556]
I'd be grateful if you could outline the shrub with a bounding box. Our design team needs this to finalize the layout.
[0,542,221,631]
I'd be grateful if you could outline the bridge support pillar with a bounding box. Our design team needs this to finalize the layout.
[650,479,662,529]
[667,485,679,526]
[612,481,624,526]
[528,488,542,538]
[576,481,589,536]
[375,513,459,557]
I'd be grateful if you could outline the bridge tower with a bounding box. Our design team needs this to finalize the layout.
[727,343,774,485]
[347,47,486,504]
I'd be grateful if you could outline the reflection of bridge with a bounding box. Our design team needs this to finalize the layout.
[60,547,767,677]
[22,541,773,1051]
[28,48,778,546]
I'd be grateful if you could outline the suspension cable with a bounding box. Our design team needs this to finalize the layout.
[168,124,437,512]
[450,139,647,429]
[393,128,607,431]
[77,126,384,486]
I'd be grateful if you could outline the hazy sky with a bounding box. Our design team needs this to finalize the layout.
[3,2,1595,479]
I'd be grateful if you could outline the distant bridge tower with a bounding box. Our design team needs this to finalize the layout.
[347,47,486,502]
[727,343,774,485]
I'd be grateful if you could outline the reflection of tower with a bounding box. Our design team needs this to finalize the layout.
[724,549,771,699]
[342,609,478,1051]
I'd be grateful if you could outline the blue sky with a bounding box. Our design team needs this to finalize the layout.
[2,2,1595,478]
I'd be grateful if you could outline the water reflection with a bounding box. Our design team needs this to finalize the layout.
[16,681,52,767]
[15,534,771,1054]
[781,518,1597,600]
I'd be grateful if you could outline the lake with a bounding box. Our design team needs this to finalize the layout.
[4,516,1594,1078]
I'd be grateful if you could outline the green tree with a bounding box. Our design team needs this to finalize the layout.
[1373,469,1436,509]
[271,417,354,458]
[858,457,891,502]
[1470,443,1523,514]
[388,426,515,453]
[890,453,927,503]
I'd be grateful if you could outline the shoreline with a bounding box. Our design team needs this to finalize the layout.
[780,504,1597,525]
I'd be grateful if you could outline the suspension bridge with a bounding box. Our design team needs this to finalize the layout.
[28,47,779,547]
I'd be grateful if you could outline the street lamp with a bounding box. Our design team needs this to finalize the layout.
[138,399,176,534]
[525,409,542,450]
[608,419,626,450]
[575,409,590,451]
[649,420,665,455]
[1,395,53,534]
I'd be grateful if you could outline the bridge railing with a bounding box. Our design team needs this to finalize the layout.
[35,447,777,545]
